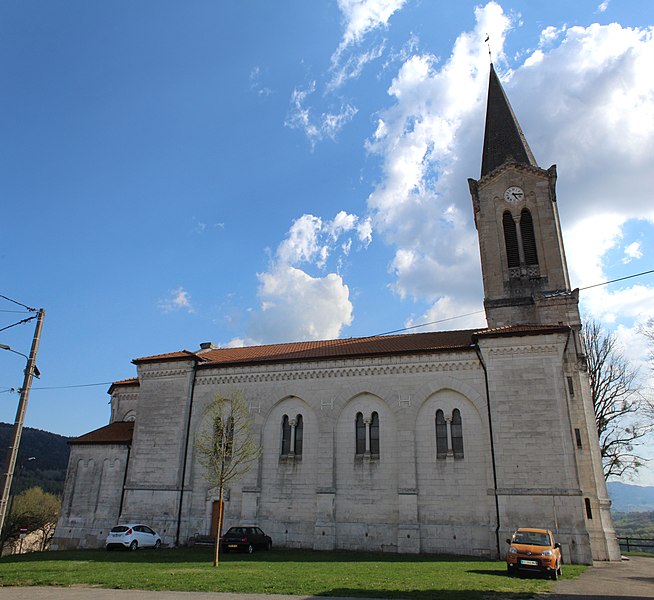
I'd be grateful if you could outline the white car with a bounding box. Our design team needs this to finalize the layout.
[105,524,162,550]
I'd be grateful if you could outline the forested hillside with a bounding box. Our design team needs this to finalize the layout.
[0,423,70,496]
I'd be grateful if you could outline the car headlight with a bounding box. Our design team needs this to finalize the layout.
[508,547,517,554]
[542,550,553,556]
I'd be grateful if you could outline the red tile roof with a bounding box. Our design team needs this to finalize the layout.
[197,329,477,367]
[69,421,134,445]
[127,324,571,371]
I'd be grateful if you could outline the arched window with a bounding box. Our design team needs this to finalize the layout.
[503,211,520,268]
[370,412,380,455]
[281,415,291,455]
[294,414,303,456]
[520,208,538,266]
[435,409,448,459]
[451,409,464,459]
[355,412,366,455]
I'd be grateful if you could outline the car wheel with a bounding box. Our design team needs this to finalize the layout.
[247,544,254,554]
[550,567,558,581]
[266,541,272,551]
[154,539,161,550]
[507,565,514,576]
[106,545,113,551]
[129,540,138,551]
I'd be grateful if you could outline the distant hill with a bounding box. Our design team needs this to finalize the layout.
[608,481,654,513]
[0,423,70,496]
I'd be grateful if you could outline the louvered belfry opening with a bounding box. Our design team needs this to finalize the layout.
[503,211,520,268]
[520,208,539,266]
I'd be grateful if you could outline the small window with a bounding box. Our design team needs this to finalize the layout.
[370,412,380,455]
[281,415,291,455]
[435,410,448,459]
[567,376,575,397]
[575,428,583,449]
[294,414,303,456]
[355,412,365,455]
[585,497,593,519]
[451,409,464,459]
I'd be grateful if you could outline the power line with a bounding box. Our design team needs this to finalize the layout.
[0,294,36,312]
[30,382,114,390]
[579,268,654,291]
[376,310,485,337]
[0,315,37,334]
[376,267,654,337]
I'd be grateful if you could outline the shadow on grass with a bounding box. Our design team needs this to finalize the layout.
[1,547,495,565]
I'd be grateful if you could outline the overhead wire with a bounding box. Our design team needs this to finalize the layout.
[0,294,36,312]
[2,269,653,391]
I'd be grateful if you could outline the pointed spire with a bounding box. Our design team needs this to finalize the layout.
[480,64,538,177]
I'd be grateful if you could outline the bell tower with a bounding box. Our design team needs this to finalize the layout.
[468,64,578,329]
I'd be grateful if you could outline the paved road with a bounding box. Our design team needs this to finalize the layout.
[1,556,652,599]
[549,555,654,599]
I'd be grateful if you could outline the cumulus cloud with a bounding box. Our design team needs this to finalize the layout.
[232,212,372,345]
[158,287,194,314]
[361,1,654,332]
[623,241,643,264]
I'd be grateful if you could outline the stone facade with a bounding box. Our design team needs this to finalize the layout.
[52,65,621,563]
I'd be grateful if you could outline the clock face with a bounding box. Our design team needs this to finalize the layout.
[504,186,524,203]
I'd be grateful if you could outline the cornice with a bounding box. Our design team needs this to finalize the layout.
[196,356,480,386]
[139,366,194,380]
[483,344,558,355]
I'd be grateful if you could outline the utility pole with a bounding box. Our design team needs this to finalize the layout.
[0,308,45,538]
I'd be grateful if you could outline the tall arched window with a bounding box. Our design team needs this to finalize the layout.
[435,409,448,459]
[370,412,380,455]
[451,409,464,459]
[520,208,538,266]
[503,211,520,268]
[294,414,303,456]
[281,415,291,455]
[355,412,366,455]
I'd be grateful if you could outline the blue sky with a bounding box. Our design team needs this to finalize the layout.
[2,1,654,483]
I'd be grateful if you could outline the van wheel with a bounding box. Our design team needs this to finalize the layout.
[551,567,558,581]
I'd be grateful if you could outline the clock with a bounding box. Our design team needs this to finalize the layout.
[504,186,524,203]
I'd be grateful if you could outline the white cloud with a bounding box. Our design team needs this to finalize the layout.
[364,1,510,317]
[158,287,194,314]
[623,241,643,263]
[231,211,372,345]
[597,1,610,13]
[285,81,358,145]
[362,2,654,333]
[337,0,407,49]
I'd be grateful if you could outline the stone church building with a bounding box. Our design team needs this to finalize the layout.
[53,66,620,564]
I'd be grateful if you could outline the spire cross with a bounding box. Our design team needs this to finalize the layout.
[485,34,492,62]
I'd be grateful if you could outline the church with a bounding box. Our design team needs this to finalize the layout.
[52,65,620,564]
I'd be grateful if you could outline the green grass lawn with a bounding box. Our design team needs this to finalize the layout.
[0,547,586,599]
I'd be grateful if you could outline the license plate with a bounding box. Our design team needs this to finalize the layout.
[520,559,538,566]
[228,544,238,548]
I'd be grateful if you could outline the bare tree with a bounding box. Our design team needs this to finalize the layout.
[195,393,261,567]
[583,319,653,480]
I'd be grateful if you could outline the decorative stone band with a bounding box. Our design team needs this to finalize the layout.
[491,487,582,496]
[195,357,480,386]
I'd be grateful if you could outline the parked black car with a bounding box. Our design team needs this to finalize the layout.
[220,526,272,553]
